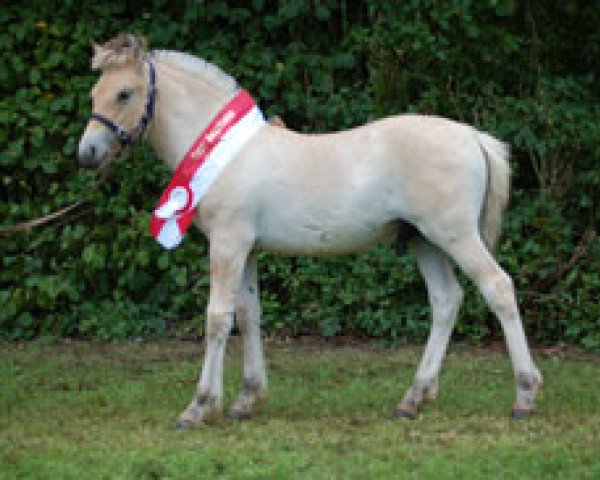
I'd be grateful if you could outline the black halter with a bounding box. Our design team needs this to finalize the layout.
[90,61,157,147]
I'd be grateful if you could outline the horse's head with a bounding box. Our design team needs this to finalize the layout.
[78,34,155,167]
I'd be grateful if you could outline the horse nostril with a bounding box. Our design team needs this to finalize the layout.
[78,141,99,165]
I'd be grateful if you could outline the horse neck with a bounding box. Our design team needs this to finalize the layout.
[147,60,235,170]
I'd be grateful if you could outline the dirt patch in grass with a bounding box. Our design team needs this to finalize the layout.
[4,335,598,366]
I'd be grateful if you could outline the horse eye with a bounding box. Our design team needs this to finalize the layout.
[116,89,132,104]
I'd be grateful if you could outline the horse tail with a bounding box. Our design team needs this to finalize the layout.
[476,131,510,252]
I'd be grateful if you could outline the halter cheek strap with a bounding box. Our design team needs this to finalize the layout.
[90,61,157,147]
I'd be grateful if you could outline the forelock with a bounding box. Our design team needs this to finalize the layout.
[91,34,148,70]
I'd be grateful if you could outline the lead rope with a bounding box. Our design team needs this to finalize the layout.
[0,163,114,236]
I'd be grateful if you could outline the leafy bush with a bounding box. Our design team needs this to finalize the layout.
[1,1,598,347]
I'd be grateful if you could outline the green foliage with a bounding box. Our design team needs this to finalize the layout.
[1,1,598,346]
[258,247,428,340]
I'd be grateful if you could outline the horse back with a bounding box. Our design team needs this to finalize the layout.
[197,115,488,254]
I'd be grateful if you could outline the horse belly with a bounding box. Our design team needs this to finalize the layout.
[255,200,398,255]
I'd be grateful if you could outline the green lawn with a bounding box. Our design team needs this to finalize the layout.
[0,339,598,479]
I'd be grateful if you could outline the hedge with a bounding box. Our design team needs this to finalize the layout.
[1,0,599,347]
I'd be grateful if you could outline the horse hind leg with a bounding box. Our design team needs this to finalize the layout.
[442,232,542,418]
[228,252,268,420]
[395,238,463,418]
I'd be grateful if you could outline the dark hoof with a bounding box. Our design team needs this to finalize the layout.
[228,409,251,421]
[510,408,533,420]
[393,408,417,420]
[175,420,194,430]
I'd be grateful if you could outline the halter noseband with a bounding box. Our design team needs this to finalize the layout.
[90,61,157,147]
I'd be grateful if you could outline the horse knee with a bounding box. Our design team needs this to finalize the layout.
[206,308,234,339]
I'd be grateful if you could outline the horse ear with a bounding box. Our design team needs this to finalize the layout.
[114,34,148,63]
[91,42,109,70]
[132,35,148,53]
[127,34,148,63]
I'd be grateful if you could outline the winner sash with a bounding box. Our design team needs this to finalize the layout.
[149,90,265,249]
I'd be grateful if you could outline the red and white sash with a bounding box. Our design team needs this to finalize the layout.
[149,90,265,249]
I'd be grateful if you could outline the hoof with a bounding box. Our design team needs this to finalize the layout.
[228,409,252,421]
[510,408,533,420]
[175,418,205,430]
[394,399,419,419]
[393,408,418,420]
[175,420,192,431]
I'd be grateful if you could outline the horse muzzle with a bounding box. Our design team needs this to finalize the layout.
[78,129,114,167]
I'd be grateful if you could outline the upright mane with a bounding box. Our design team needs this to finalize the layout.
[91,33,238,94]
[152,50,238,93]
[91,34,149,69]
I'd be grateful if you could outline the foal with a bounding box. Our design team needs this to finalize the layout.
[78,35,542,427]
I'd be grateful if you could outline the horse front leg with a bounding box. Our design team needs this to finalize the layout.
[176,235,250,429]
[229,252,268,420]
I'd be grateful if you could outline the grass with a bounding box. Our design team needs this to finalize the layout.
[0,338,599,479]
